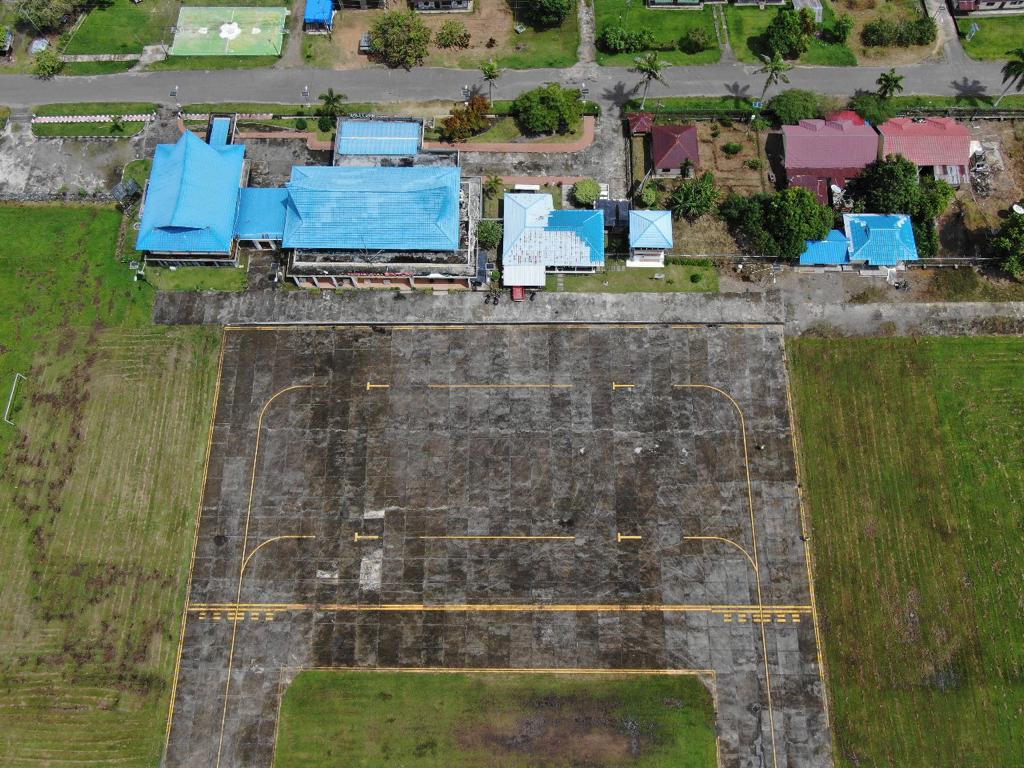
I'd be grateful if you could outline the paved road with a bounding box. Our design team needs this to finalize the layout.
[0,57,1009,111]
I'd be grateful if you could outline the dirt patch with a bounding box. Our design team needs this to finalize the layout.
[839,0,941,66]
[695,122,768,196]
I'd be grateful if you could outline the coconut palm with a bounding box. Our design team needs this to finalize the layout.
[631,53,668,110]
[317,87,347,118]
[484,174,504,199]
[757,54,792,101]
[480,59,501,101]
[876,68,904,100]
[995,47,1024,107]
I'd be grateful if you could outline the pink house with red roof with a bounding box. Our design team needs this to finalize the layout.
[878,117,972,187]
[782,118,880,205]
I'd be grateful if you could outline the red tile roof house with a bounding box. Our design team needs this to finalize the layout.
[878,117,972,187]
[782,118,880,205]
[651,125,700,177]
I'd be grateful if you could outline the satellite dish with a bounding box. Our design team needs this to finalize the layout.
[830,184,843,195]
[1013,204,1024,215]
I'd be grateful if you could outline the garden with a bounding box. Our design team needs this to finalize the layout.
[593,0,720,66]
[725,0,856,66]
[31,101,157,138]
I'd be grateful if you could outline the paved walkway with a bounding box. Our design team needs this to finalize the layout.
[423,116,596,153]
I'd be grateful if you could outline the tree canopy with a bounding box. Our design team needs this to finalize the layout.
[370,10,431,70]
[510,84,582,136]
[669,172,720,222]
[720,188,834,260]
[766,8,810,59]
[991,214,1024,279]
[526,0,573,29]
[768,89,823,125]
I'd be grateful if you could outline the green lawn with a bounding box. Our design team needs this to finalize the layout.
[465,116,585,144]
[0,204,220,766]
[65,0,178,55]
[546,260,718,293]
[963,15,1024,60]
[629,95,756,115]
[62,60,138,75]
[32,121,146,138]
[274,671,717,768]
[148,258,248,291]
[726,1,854,66]
[593,1,721,66]
[33,102,157,117]
[146,54,280,71]
[122,159,152,189]
[492,7,579,69]
[788,338,1024,768]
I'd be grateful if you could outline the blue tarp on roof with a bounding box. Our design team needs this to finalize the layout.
[629,209,673,249]
[304,0,333,25]
[208,117,230,146]
[799,229,848,266]
[234,188,289,240]
[845,213,918,267]
[337,120,421,156]
[283,166,460,251]
[136,131,245,254]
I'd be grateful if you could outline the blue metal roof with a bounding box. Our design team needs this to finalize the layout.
[234,188,288,240]
[282,166,461,251]
[304,0,333,25]
[845,214,918,267]
[629,209,673,249]
[136,131,245,254]
[208,117,230,147]
[502,193,604,284]
[337,120,421,156]
[799,229,849,266]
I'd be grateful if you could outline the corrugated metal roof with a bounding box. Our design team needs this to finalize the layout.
[783,119,879,170]
[503,264,547,287]
[234,187,288,240]
[799,229,849,266]
[844,213,918,266]
[282,166,460,251]
[209,117,231,146]
[651,125,700,171]
[337,120,421,156]
[878,117,971,168]
[503,193,605,276]
[304,0,333,24]
[136,131,245,254]
[629,209,673,249]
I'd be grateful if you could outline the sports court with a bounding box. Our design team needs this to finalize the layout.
[169,7,288,57]
[164,324,832,768]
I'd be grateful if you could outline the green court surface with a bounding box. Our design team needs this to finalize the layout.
[170,6,288,56]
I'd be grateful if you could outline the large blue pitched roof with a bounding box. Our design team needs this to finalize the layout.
[282,166,461,251]
[799,229,848,266]
[629,209,673,249]
[136,131,245,253]
[845,214,918,267]
[502,193,604,270]
[234,188,289,240]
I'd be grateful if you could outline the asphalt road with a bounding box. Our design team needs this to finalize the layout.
[0,58,1009,111]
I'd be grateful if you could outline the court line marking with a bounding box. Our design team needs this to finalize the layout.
[418,534,576,541]
[673,383,779,768]
[163,328,227,757]
[427,383,572,389]
[187,602,814,614]
[240,535,315,580]
[215,383,317,768]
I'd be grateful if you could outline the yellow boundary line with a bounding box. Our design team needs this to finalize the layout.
[427,383,572,389]
[673,384,779,768]
[215,383,317,768]
[783,350,831,726]
[239,535,315,579]
[418,534,576,541]
[268,666,721,768]
[162,328,226,756]
[188,602,813,614]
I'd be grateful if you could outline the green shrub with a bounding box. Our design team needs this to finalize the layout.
[722,142,743,156]
[668,172,720,221]
[527,0,573,29]
[598,24,654,54]
[572,178,602,206]
[511,83,582,136]
[317,114,333,132]
[689,272,702,283]
[861,15,936,47]
[848,91,898,124]
[435,19,470,49]
[637,184,660,208]
[370,10,431,69]
[719,187,834,260]
[440,95,490,143]
[477,220,504,250]
[992,214,1024,279]
[768,89,823,125]
[32,48,64,79]
[679,27,714,54]
[295,117,308,130]
[745,158,763,171]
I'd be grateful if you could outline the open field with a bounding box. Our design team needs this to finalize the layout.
[148,258,249,291]
[593,1,720,66]
[962,15,1024,61]
[725,0,855,66]
[0,204,220,766]
[275,671,717,768]
[546,260,718,292]
[788,338,1024,768]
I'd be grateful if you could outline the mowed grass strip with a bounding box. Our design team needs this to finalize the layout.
[788,338,1024,768]
[274,671,718,768]
[0,204,220,766]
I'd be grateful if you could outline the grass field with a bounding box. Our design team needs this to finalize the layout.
[65,0,179,55]
[545,260,718,293]
[32,121,147,138]
[0,204,220,766]
[147,54,280,70]
[274,671,717,768]
[962,15,1024,61]
[788,337,1024,768]
[725,0,855,66]
[62,60,139,75]
[148,258,248,291]
[593,1,721,66]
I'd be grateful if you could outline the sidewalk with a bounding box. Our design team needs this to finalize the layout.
[423,116,596,153]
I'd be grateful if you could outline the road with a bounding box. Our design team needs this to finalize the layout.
[0,57,1009,111]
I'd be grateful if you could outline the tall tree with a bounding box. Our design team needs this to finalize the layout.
[480,59,501,101]
[757,53,792,101]
[370,10,431,70]
[876,68,904,100]
[318,88,346,118]
[631,52,668,110]
[995,47,1024,107]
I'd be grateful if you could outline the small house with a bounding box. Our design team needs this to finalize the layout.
[782,118,880,205]
[799,214,918,269]
[303,0,335,33]
[951,0,1024,14]
[878,117,971,187]
[628,210,673,268]
[651,125,700,177]
[596,199,631,232]
[627,112,654,136]
[413,0,472,10]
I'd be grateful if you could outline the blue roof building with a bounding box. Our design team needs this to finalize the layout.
[234,188,289,242]
[337,120,421,156]
[799,214,918,268]
[627,209,673,267]
[283,166,461,251]
[136,131,245,255]
[502,193,604,287]
[304,0,334,27]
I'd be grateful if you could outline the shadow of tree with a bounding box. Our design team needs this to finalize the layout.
[950,76,992,106]
[723,81,751,107]
[602,81,637,110]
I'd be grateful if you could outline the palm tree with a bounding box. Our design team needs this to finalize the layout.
[318,87,347,118]
[484,174,504,200]
[876,68,904,100]
[995,47,1024,107]
[631,53,668,110]
[757,54,792,101]
[480,59,501,101]
[110,114,124,134]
